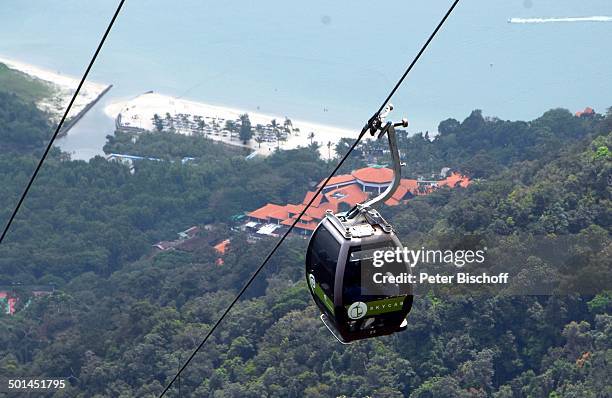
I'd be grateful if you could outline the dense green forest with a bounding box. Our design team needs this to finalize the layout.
[0,91,53,152]
[0,63,54,104]
[0,91,610,397]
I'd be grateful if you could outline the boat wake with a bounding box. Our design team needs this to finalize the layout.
[508,16,612,24]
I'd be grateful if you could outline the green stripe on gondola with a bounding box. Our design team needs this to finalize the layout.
[346,296,405,317]
[312,283,335,315]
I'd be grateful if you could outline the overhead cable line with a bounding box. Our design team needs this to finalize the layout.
[0,0,127,246]
[159,0,460,395]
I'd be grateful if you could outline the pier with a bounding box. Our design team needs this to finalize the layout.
[60,84,113,135]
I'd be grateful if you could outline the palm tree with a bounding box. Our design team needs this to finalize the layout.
[308,132,315,145]
[225,120,236,132]
[165,112,175,133]
[255,135,264,148]
[275,129,283,150]
[283,118,293,133]
[152,114,164,132]
[239,114,253,144]
[195,118,206,137]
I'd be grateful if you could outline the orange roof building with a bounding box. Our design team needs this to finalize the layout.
[438,172,470,188]
[214,239,231,265]
[246,166,470,234]
[248,203,288,222]
[575,107,595,117]
[352,167,394,184]
[214,239,230,254]
[316,174,356,190]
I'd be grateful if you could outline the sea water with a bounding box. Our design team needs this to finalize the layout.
[0,0,610,159]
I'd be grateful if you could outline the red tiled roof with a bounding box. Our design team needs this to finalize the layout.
[247,167,469,235]
[352,167,393,184]
[302,191,326,207]
[286,203,305,214]
[269,207,289,221]
[439,172,470,188]
[214,239,230,254]
[325,184,368,207]
[284,214,315,223]
[282,218,318,230]
[385,183,413,206]
[247,203,286,220]
[576,107,594,117]
[317,174,355,188]
[400,178,418,192]
[392,184,408,200]
[304,202,336,219]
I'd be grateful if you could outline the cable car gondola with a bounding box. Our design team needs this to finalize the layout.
[306,106,413,343]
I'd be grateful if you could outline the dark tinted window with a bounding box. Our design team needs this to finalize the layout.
[343,242,406,303]
[307,227,340,302]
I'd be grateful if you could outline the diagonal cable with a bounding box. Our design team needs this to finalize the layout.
[373,0,460,117]
[0,0,127,245]
[159,0,460,395]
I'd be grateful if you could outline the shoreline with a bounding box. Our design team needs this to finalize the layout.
[1,55,362,158]
[0,55,110,122]
[104,92,359,158]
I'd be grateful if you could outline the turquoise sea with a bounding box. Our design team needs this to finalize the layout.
[0,0,610,158]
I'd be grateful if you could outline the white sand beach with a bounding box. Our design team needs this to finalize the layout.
[0,55,110,121]
[104,92,359,158]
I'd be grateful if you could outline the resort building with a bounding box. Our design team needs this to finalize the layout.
[153,226,202,252]
[106,153,163,166]
[575,107,595,117]
[214,239,231,265]
[247,166,470,234]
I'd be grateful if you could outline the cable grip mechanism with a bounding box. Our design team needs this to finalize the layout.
[347,104,408,219]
